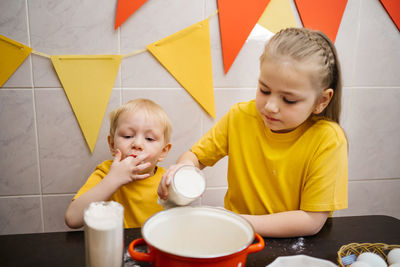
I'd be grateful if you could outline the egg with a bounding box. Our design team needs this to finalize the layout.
[350,261,373,267]
[357,252,387,267]
[388,249,400,265]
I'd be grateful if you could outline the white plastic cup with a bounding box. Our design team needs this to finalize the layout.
[167,165,206,206]
[84,201,124,267]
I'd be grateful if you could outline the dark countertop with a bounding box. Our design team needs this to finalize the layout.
[0,215,399,267]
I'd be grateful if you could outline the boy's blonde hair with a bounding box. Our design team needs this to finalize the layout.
[261,27,342,124]
[109,98,172,144]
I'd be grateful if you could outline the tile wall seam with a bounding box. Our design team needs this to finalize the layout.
[0,88,33,91]
[203,0,206,19]
[122,87,184,90]
[349,178,400,182]
[200,88,205,205]
[214,88,257,90]
[205,186,228,190]
[42,193,76,197]
[346,87,400,89]
[0,194,75,199]
[354,0,362,83]
[117,21,122,102]
[289,0,303,27]
[25,0,45,233]
[0,195,42,199]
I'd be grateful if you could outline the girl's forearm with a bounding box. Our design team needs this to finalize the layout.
[241,210,329,238]
[177,151,205,169]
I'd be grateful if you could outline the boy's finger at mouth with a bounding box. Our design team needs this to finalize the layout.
[143,161,151,167]
[134,153,149,161]
[136,161,151,170]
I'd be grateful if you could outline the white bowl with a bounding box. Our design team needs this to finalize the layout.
[267,255,338,267]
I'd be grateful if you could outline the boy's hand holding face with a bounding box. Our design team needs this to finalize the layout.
[107,149,153,185]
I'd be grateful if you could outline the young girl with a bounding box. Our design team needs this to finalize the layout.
[158,28,348,238]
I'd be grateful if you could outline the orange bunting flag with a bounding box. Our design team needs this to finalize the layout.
[380,0,400,31]
[294,0,347,43]
[147,19,215,118]
[0,35,32,87]
[217,0,271,74]
[258,0,297,33]
[51,55,122,152]
[115,0,148,29]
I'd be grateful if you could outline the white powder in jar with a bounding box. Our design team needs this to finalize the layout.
[85,201,123,229]
[173,167,205,198]
[84,201,124,267]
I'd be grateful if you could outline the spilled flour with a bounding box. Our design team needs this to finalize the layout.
[291,237,305,252]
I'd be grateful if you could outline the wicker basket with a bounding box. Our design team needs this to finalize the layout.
[337,243,400,267]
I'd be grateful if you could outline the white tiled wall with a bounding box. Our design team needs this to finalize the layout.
[0,0,399,234]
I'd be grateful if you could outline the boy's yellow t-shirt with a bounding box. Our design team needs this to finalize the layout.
[191,100,348,215]
[73,160,164,228]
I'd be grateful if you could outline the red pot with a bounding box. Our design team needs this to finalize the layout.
[128,206,265,267]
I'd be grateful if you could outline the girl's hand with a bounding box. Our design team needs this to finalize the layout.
[157,160,195,200]
[107,149,151,186]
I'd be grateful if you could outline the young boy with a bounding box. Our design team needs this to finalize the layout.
[65,98,172,228]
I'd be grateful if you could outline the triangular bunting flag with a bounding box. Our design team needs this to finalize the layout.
[217,0,271,74]
[0,35,32,87]
[147,19,215,118]
[51,55,121,152]
[380,0,400,31]
[115,0,148,29]
[294,0,347,43]
[258,0,297,33]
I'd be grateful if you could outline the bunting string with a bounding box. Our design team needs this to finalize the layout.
[122,48,147,59]
[27,10,219,60]
[32,50,51,59]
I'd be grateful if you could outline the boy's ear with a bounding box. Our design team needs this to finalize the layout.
[107,135,116,156]
[313,88,333,114]
[158,143,172,162]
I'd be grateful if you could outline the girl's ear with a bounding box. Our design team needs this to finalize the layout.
[157,143,172,163]
[313,88,334,114]
[107,135,116,156]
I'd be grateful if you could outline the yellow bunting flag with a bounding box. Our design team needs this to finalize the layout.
[0,35,32,87]
[147,19,215,118]
[51,55,121,152]
[258,0,297,33]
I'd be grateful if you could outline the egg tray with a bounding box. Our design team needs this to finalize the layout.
[337,242,400,267]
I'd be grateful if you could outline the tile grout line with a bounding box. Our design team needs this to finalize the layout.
[203,0,206,19]
[0,193,75,199]
[117,24,123,104]
[199,103,205,205]
[3,86,400,90]
[349,178,400,182]
[25,0,45,233]
[353,0,362,83]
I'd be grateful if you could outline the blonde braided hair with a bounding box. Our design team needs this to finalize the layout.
[260,28,342,123]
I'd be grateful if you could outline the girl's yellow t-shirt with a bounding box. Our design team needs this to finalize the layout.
[191,100,348,215]
[73,160,164,228]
